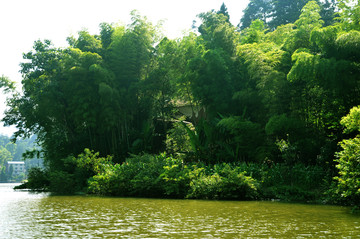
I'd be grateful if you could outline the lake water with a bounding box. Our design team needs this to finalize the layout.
[0,183,359,238]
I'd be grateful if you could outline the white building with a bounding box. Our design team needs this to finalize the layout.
[6,161,26,176]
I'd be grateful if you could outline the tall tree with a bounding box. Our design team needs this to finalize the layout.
[3,12,164,171]
[270,0,309,29]
[240,0,337,30]
[283,0,324,52]
[239,0,273,30]
[336,0,360,31]
[192,10,240,117]
[217,3,231,22]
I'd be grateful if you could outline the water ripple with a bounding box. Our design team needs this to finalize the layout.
[1,184,359,238]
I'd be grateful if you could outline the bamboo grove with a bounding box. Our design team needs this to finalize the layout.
[2,1,360,206]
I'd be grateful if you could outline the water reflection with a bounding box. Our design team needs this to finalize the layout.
[0,183,359,238]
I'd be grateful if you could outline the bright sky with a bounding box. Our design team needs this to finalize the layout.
[0,0,249,136]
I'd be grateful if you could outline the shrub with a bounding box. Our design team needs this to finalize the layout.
[187,163,259,200]
[331,106,360,207]
[260,163,327,201]
[159,156,191,198]
[128,154,166,197]
[333,137,360,206]
[165,117,193,157]
[88,154,167,197]
[87,164,120,195]
[86,152,326,202]
[15,167,50,191]
[48,170,77,194]
[76,148,113,175]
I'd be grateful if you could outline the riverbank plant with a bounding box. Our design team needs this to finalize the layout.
[78,150,325,202]
[86,152,260,200]
[17,148,329,202]
[330,106,360,208]
[14,167,49,191]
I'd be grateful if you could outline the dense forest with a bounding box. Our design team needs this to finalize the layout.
[2,0,360,207]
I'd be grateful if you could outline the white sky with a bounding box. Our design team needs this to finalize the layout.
[0,0,249,136]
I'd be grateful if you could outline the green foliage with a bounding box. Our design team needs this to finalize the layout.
[265,114,304,138]
[48,170,77,194]
[22,167,49,190]
[87,153,259,200]
[187,163,259,200]
[4,12,166,170]
[239,0,272,30]
[260,163,328,201]
[88,154,166,197]
[310,25,340,57]
[165,118,193,156]
[186,48,235,116]
[0,147,11,166]
[336,0,360,31]
[334,137,360,203]
[295,1,324,29]
[266,24,295,46]
[125,154,166,197]
[217,3,230,22]
[85,151,325,202]
[240,19,266,44]
[332,106,360,206]
[340,106,360,134]
[0,166,7,182]
[99,22,114,49]
[73,30,102,54]
[217,117,265,161]
[160,157,191,198]
[282,1,324,52]
[197,10,238,54]
[269,0,309,29]
[76,148,112,175]
[336,30,360,61]
[0,135,39,182]
[0,75,16,94]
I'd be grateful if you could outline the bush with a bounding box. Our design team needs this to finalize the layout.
[333,137,360,206]
[331,106,360,207]
[187,164,259,200]
[127,154,166,197]
[15,167,49,191]
[87,164,118,195]
[159,156,191,198]
[48,170,77,194]
[88,154,167,197]
[87,153,260,200]
[76,148,113,175]
[165,117,193,157]
[260,163,327,201]
[86,151,326,202]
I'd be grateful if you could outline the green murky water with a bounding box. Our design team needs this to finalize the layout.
[1,183,359,238]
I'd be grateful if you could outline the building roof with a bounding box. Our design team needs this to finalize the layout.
[7,161,25,165]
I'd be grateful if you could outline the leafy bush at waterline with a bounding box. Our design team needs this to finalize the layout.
[259,163,329,202]
[87,153,259,200]
[19,150,328,201]
[187,164,259,200]
[14,167,49,191]
[330,106,360,207]
[88,154,166,197]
